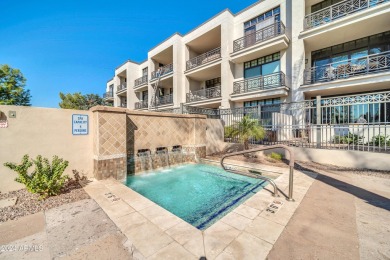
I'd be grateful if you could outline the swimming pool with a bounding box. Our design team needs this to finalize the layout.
[126,163,267,230]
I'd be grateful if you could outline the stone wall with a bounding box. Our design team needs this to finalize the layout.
[91,106,207,179]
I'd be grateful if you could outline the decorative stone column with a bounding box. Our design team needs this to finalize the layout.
[91,106,127,181]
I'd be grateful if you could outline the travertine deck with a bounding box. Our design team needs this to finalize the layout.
[83,164,317,260]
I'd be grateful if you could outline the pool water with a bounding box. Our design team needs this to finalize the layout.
[126,163,267,230]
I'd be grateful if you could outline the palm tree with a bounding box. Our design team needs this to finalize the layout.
[230,115,265,150]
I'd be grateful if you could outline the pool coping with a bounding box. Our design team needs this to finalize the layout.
[82,160,318,259]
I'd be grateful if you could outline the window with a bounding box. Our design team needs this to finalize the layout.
[311,0,344,12]
[244,98,281,107]
[206,77,221,88]
[311,31,390,66]
[244,52,281,79]
[142,67,148,76]
[244,6,281,31]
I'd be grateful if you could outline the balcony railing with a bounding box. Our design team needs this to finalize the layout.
[304,51,390,85]
[134,75,148,87]
[135,100,148,109]
[151,94,173,106]
[233,21,286,53]
[151,64,173,80]
[304,0,389,30]
[119,103,127,108]
[117,82,127,92]
[232,72,286,94]
[103,92,113,99]
[186,86,221,103]
[186,47,221,70]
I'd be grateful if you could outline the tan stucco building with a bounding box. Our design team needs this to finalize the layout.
[103,0,390,115]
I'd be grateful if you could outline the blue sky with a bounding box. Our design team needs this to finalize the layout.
[0,0,257,108]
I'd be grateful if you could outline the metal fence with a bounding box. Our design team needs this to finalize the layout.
[175,91,390,153]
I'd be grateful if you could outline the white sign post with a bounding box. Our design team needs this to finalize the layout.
[72,114,88,135]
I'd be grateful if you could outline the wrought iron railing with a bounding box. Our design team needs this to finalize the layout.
[186,47,221,70]
[304,0,389,30]
[232,72,286,94]
[151,94,173,106]
[103,92,113,98]
[134,75,148,87]
[233,21,285,53]
[151,64,173,79]
[135,100,148,109]
[186,86,221,103]
[119,103,127,108]
[304,51,390,84]
[117,82,127,92]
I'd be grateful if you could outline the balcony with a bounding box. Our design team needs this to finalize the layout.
[231,72,288,101]
[230,22,289,63]
[103,92,113,99]
[233,72,286,94]
[151,64,173,80]
[186,86,221,103]
[304,0,389,30]
[135,100,148,109]
[304,51,390,85]
[116,82,127,94]
[134,75,148,88]
[301,51,390,96]
[300,0,390,50]
[186,47,221,71]
[151,94,173,106]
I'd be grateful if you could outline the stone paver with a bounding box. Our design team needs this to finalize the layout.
[203,221,240,259]
[0,197,17,209]
[268,171,362,260]
[0,212,45,245]
[82,167,317,260]
[220,211,252,231]
[148,242,197,260]
[244,216,285,244]
[0,199,134,260]
[222,232,273,260]
[233,204,260,219]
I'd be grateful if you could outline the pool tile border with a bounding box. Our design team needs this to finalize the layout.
[82,163,317,260]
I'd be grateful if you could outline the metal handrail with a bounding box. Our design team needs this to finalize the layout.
[233,72,286,94]
[186,86,221,102]
[304,0,389,30]
[233,21,285,53]
[117,82,127,92]
[186,47,221,70]
[151,63,173,79]
[220,144,295,201]
[304,51,390,84]
[134,75,148,87]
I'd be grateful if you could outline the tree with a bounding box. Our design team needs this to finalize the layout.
[0,64,31,106]
[59,92,109,110]
[230,115,265,150]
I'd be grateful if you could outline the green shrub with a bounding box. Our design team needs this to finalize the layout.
[333,133,363,145]
[268,152,282,161]
[224,126,235,139]
[371,134,390,147]
[4,155,69,199]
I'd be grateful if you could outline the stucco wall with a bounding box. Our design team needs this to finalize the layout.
[0,105,93,192]
[206,119,225,155]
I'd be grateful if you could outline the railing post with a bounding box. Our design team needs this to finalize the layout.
[316,95,322,148]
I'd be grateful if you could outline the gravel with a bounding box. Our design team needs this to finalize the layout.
[0,180,90,222]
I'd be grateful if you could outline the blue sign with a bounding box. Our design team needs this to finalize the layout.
[72,114,89,135]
